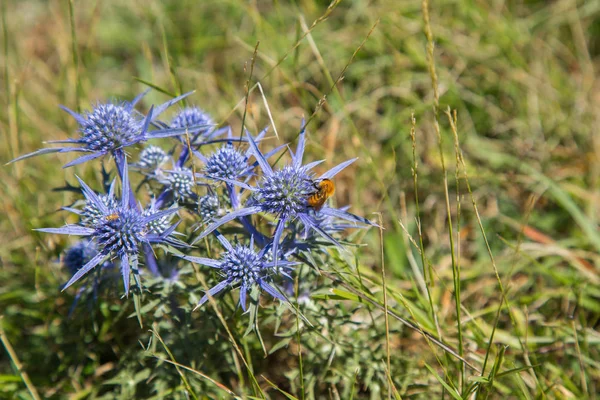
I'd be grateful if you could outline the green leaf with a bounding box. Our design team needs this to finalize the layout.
[262,375,299,400]
[269,337,292,354]
[132,291,143,328]
[139,299,161,314]
[496,365,539,379]
[424,363,463,400]
[311,288,360,301]
[0,375,21,383]
[133,77,177,97]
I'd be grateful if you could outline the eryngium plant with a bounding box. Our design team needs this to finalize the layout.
[38,163,182,295]
[21,92,374,316]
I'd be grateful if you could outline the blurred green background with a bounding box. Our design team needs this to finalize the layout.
[1,0,599,398]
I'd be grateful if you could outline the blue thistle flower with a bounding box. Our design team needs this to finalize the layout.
[179,231,297,311]
[143,200,176,235]
[136,145,170,171]
[61,179,118,226]
[169,107,231,166]
[197,194,220,222]
[79,103,140,152]
[170,107,214,138]
[193,120,375,261]
[193,127,279,184]
[193,127,285,245]
[255,164,316,215]
[37,163,182,295]
[62,240,116,316]
[159,166,201,201]
[80,181,118,225]
[63,241,108,276]
[9,91,203,172]
[204,143,250,180]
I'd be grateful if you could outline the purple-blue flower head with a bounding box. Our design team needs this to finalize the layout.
[194,127,276,184]
[159,166,202,202]
[193,120,375,261]
[179,231,296,311]
[143,204,173,236]
[79,103,140,153]
[256,164,316,216]
[198,194,220,222]
[8,91,203,170]
[81,193,118,226]
[205,143,250,180]
[61,179,118,226]
[63,241,110,277]
[136,145,170,171]
[169,107,229,166]
[171,107,214,138]
[62,240,116,315]
[37,163,182,295]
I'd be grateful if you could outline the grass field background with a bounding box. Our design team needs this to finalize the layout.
[1,0,599,398]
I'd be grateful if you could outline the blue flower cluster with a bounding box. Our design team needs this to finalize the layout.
[12,91,374,312]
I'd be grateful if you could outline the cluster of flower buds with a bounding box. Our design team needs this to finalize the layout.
[11,90,374,312]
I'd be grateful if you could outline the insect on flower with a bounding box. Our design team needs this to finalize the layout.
[36,162,184,295]
[105,213,119,222]
[193,119,377,263]
[307,178,335,211]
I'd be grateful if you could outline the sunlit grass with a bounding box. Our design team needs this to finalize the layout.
[1,0,599,398]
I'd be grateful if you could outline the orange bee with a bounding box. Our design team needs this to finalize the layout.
[105,213,119,222]
[307,179,335,210]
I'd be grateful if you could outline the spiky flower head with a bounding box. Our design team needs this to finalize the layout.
[37,164,181,294]
[81,194,118,226]
[137,145,170,171]
[143,200,177,236]
[194,120,375,262]
[194,127,263,183]
[79,103,142,153]
[198,194,220,222]
[161,166,196,201]
[222,245,262,287]
[96,208,148,255]
[204,143,250,180]
[179,232,296,311]
[9,91,200,171]
[263,247,296,280]
[171,107,214,136]
[63,241,101,276]
[255,165,315,216]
